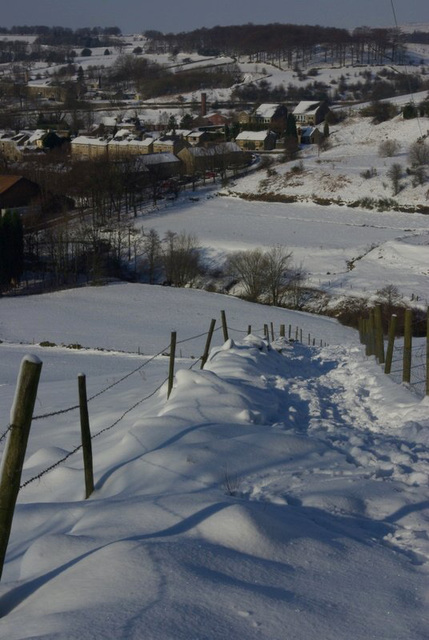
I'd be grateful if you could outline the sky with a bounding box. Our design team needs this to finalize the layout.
[0,0,427,34]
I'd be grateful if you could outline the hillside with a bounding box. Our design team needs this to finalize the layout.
[232,112,429,211]
[0,283,428,639]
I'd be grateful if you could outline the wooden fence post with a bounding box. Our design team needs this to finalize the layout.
[358,317,364,344]
[403,309,412,384]
[0,355,42,580]
[367,310,375,356]
[78,374,94,499]
[220,310,229,342]
[200,319,216,369]
[264,324,269,341]
[270,322,275,341]
[280,324,285,338]
[167,331,177,399]
[374,305,385,364]
[295,326,299,341]
[384,314,397,375]
[426,308,429,396]
[247,325,252,335]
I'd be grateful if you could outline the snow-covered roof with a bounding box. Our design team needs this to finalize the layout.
[186,131,205,139]
[101,116,118,127]
[236,130,273,141]
[140,152,180,165]
[113,129,131,139]
[71,136,108,147]
[27,130,47,144]
[107,138,151,148]
[167,129,193,137]
[293,101,321,115]
[254,103,281,118]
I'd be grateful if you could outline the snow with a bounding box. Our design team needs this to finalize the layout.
[1,38,429,638]
[140,193,429,305]
[0,281,428,639]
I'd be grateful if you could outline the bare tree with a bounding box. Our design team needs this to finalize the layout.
[264,245,293,306]
[142,228,161,284]
[161,231,201,287]
[387,163,402,195]
[226,248,268,302]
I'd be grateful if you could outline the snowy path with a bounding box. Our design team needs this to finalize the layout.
[237,340,429,566]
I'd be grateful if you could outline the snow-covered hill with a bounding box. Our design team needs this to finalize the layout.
[233,113,429,210]
[0,283,428,639]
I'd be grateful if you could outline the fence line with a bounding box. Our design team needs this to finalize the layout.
[359,305,429,397]
[0,311,329,579]
[0,311,326,577]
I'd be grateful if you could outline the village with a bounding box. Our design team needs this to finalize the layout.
[0,94,333,219]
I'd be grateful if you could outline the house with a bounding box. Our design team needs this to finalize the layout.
[28,129,68,151]
[205,112,231,127]
[164,129,210,147]
[0,175,41,215]
[152,136,188,155]
[177,146,209,174]
[292,101,330,126]
[71,136,109,159]
[251,104,288,134]
[297,126,323,145]
[107,132,154,158]
[0,131,39,162]
[186,130,211,146]
[237,110,252,125]
[235,130,277,151]
[139,152,182,178]
[178,142,247,175]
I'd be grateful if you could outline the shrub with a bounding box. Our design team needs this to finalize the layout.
[290,161,304,174]
[361,100,397,123]
[403,103,418,119]
[360,167,378,179]
[332,296,370,328]
[409,140,429,166]
[376,197,398,211]
[378,139,400,157]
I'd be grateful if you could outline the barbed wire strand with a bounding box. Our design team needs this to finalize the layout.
[32,343,171,421]
[20,377,168,490]
[0,424,13,444]
[31,323,225,420]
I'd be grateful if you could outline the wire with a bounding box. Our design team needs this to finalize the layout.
[20,377,168,490]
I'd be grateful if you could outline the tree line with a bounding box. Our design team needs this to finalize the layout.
[145,23,406,67]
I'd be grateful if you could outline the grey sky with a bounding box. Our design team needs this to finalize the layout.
[1,1,427,34]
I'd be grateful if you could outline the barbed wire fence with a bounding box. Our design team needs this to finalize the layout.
[0,310,329,579]
[0,320,326,489]
[359,305,429,398]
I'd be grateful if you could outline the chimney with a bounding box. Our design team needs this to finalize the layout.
[201,92,207,117]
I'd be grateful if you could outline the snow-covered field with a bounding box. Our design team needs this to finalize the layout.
[140,192,429,306]
[0,282,428,639]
